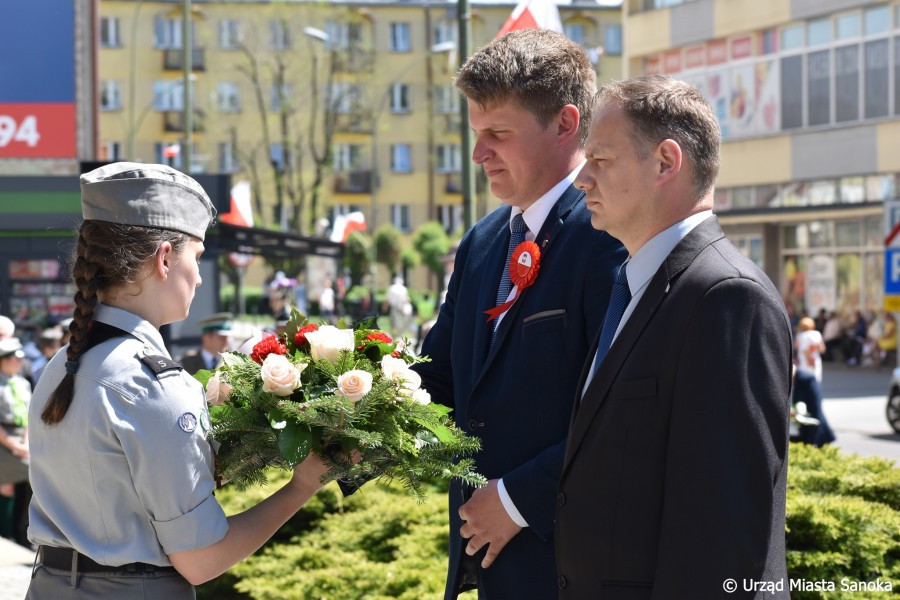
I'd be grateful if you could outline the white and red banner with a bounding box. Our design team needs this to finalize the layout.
[496,0,563,38]
[330,211,366,243]
[220,180,254,228]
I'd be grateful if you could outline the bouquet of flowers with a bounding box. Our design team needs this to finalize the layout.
[196,310,485,501]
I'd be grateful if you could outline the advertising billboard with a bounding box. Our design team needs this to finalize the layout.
[0,0,77,158]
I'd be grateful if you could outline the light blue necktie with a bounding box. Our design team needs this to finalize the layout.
[592,262,631,376]
[491,213,527,348]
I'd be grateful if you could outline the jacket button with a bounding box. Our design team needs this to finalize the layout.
[557,492,566,507]
[558,575,568,589]
[468,419,479,431]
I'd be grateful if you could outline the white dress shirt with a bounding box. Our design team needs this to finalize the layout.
[494,162,585,528]
[582,210,714,393]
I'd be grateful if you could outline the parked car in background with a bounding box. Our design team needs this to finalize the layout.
[887,367,900,434]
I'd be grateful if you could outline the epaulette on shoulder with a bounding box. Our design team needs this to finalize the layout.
[140,354,183,377]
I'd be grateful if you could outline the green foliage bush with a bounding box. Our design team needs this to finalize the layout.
[785,444,899,599]
[199,443,898,599]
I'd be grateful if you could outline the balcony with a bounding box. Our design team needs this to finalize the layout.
[444,173,461,194]
[440,113,462,135]
[163,48,206,71]
[163,109,205,133]
[333,170,373,194]
[334,111,374,133]
[333,48,374,74]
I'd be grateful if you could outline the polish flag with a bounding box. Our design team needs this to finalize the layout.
[162,143,180,159]
[329,211,367,243]
[496,0,563,39]
[220,180,254,228]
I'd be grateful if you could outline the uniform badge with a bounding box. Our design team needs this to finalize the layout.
[178,412,198,433]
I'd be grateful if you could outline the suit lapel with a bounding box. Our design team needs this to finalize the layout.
[471,210,514,371]
[564,216,726,472]
[474,186,584,389]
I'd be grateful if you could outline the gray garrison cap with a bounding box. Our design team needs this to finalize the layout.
[80,162,216,240]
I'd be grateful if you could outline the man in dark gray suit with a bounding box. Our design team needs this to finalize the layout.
[556,76,792,598]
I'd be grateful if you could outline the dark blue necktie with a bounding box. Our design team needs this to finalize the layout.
[592,262,631,375]
[491,213,527,348]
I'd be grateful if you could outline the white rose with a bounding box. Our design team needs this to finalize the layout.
[204,372,232,406]
[382,355,421,395]
[305,326,355,363]
[336,370,373,403]
[411,388,431,405]
[260,354,306,397]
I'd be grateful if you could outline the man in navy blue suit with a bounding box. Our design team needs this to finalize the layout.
[413,29,625,600]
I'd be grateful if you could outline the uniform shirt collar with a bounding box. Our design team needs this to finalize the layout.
[508,161,585,237]
[93,304,170,358]
[625,210,714,297]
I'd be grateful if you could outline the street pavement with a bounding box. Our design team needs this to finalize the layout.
[0,364,895,598]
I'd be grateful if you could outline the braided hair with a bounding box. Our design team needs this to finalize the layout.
[42,220,190,425]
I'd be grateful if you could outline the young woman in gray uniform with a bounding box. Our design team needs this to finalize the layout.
[26,163,333,599]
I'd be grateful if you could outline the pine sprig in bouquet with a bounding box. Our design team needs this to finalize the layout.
[196,309,485,501]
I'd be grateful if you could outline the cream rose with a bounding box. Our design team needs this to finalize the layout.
[305,326,355,363]
[204,372,232,406]
[260,354,306,397]
[336,370,373,403]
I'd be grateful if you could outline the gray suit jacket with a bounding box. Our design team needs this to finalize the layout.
[556,216,793,599]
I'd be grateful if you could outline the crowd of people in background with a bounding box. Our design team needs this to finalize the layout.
[798,307,899,368]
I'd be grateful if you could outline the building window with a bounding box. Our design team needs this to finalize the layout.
[807,49,831,126]
[390,23,411,52]
[604,24,622,55]
[808,17,832,46]
[325,21,362,50]
[835,44,860,122]
[781,25,804,50]
[390,83,410,113]
[391,204,411,233]
[219,19,242,49]
[100,141,122,162]
[271,83,292,112]
[100,81,121,111]
[153,80,184,111]
[270,19,291,51]
[564,24,585,46]
[217,82,241,113]
[436,144,461,173]
[434,85,460,114]
[835,12,861,40]
[391,144,412,173]
[154,18,188,49]
[100,17,121,48]
[434,20,456,46]
[438,204,462,234]
[331,82,365,113]
[864,5,890,36]
[334,144,363,172]
[219,142,237,173]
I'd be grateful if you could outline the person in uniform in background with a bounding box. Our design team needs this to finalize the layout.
[0,337,31,548]
[179,312,233,375]
[0,315,34,387]
[32,328,63,384]
[26,162,336,599]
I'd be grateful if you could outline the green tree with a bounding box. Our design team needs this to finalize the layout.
[412,222,450,294]
[374,224,403,277]
[343,230,373,287]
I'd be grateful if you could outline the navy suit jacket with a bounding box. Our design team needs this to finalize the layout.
[415,184,626,599]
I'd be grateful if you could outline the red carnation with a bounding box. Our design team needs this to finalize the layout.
[251,334,287,364]
[294,323,319,347]
[366,332,393,345]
